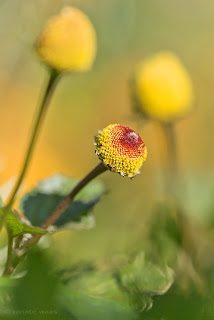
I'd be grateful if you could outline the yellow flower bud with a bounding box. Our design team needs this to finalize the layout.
[133,52,194,122]
[95,124,147,178]
[36,7,97,72]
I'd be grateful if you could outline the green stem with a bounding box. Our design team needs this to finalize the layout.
[163,122,177,170]
[160,122,187,233]
[42,162,107,229]
[30,162,107,247]
[2,236,14,277]
[161,122,178,196]
[160,122,205,291]
[1,68,60,276]
[5,68,60,210]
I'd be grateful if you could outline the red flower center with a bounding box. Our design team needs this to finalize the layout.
[110,125,145,159]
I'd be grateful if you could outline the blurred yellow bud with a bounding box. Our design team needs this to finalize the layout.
[133,52,194,122]
[36,7,97,72]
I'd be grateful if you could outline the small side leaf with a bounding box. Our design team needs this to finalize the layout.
[6,212,23,237]
[19,174,105,230]
[0,208,48,238]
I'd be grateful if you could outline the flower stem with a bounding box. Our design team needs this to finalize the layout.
[160,122,205,291]
[16,162,107,257]
[160,122,187,229]
[2,236,14,277]
[161,122,178,196]
[163,123,177,171]
[5,68,60,211]
[42,162,107,229]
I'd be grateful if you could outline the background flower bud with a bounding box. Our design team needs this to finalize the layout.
[95,124,147,178]
[36,7,97,72]
[133,51,194,122]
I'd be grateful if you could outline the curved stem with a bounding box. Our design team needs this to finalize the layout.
[5,69,60,210]
[43,162,107,229]
[28,162,107,248]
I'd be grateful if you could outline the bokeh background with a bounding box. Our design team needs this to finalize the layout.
[0,0,214,313]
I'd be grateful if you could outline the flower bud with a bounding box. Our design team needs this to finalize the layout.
[133,51,194,122]
[36,7,97,72]
[95,124,147,178]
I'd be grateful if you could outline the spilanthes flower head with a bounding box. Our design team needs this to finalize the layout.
[133,51,194,122]
[95,124,147,178]
[36,7,97,72]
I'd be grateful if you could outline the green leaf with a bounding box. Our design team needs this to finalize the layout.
[5,248,71,320]
[21,222,49,236]
[59,287,140,320]
[143,284,211,320]
[4,248,139,320]
[0,277,15,309]
[116,252,174,311]
[61,213,96,230]
[6,212,23,237]
[19,174,105,229]
[58,262,128,306]
[0,208,48,238]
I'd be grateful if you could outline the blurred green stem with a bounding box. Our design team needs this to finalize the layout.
[0,68,60,275]
[160,122,178,196]
[5,68,60,211]
[160,122,205,292]
[160,122,188,238]
[163,122,177,172]
[2,236,14,277]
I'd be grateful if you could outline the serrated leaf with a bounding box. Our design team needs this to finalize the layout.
[59,262,128,305]
[19,174,105,229]
[116,252,174,311]
[6,248,139,320]
[0,208,48,238]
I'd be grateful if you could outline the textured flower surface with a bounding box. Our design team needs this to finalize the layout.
[95,124,147,178]
[36,7,97,72]
[133,51,194,122]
